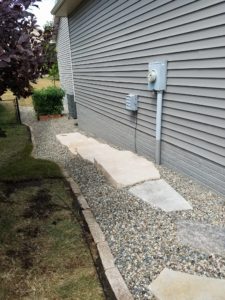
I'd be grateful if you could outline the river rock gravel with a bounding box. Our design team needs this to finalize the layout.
[20,107,225,300]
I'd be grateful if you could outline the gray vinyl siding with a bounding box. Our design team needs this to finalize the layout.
[68,0,225,195]
[57,17,74,96]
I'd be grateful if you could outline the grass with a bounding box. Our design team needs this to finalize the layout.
[1,77,60,106]
[0,102,17,124]
[20,77,60,106]
[0,102,105,300]
[0,105,62,181]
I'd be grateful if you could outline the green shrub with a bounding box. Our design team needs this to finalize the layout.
[49,63,59,85]
[32,86,65,116]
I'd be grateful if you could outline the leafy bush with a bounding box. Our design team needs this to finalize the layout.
[32,86,65,116]
[49,63,59,85]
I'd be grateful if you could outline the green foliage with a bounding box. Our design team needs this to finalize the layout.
[49,63,59,85]
[41,21,57,75]
[32,86,65,116]
[0,0,53,99]
[0,102,17,125]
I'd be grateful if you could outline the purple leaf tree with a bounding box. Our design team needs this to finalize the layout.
[0,0,53,99]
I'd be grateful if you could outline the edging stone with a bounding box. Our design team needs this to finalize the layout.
[77,194,90,210]
[23,122,35,154]
[67,177,81,195]
[97,241,115,271]
[83,210,105,244]
[65,175,134,300]
[106,268,134,300]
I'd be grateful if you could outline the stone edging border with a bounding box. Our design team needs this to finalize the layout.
[24,121,134,300]
[65,172,134,300]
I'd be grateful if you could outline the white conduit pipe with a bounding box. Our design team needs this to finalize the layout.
[155,90,163,165]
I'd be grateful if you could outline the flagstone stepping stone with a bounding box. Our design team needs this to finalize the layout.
[77,143,114,163]
[177,221,225,257]
[56,132,87,148]
[129,179,192,212]
[57,132,160,188]
[149,268,225,300]
[94,150,160,188]
[57,133,102,158]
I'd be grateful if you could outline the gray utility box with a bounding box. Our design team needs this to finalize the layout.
[148,60,167,91]
[67,94,77,119]
[125,94,138,111]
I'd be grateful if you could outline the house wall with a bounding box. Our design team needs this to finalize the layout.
[56,17,74,112]
[68,0,225,195]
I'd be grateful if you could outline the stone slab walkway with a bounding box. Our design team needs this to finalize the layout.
[129,180,192,212]
[177,221,225,257]
[57,132,160,188]
[149,268,225,300]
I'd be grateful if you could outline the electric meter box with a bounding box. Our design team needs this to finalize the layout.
[125,94,138,111]
[148,60,167,91]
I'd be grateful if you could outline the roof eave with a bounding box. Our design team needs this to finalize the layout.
[51,0,83,17]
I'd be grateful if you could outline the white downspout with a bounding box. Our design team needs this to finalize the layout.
[155,90,163,165]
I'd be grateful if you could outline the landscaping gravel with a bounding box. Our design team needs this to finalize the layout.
[21,107,225,300]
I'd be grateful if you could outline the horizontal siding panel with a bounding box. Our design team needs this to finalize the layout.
[77,104,136,151]
[168,77,224,89]
[73,0,142,36]
[76,98,138,129]
[57,17,74,96]
[168,69,225,78]
[75,9,225,54]
[74,81,152,97]
[73,48,225,67]
[136,131,155,158]
[166,86,225,99]
[163,107,225,129]
[69,0,225,195]
[73,69,225,79]
[163,94,225,109]
[74,58,225,71]
[162,128,225,157]
[76,93,156,128]
[162,142,225,176]
[76,89,157,115]
[73,15,225,58]
[70,0,172,42]
[163,101,225,118]
[71,0,119,30]
[162,135,225,166]
[74,75,225,90]
[161,143,225,194]
[163,115,225,138]
[75,78,225,99]
[71,0,223,47]
[72,36,225,63]
[163,123,225,147]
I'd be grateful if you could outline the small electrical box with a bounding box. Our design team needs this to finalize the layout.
[125,94,138,111]
[148,60,167,91]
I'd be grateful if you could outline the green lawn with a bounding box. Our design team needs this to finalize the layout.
[0,102,17,124]
[0,102,105,300]
[1,77,60,106]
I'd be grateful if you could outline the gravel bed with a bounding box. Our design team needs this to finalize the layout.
[21,107,225,300]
